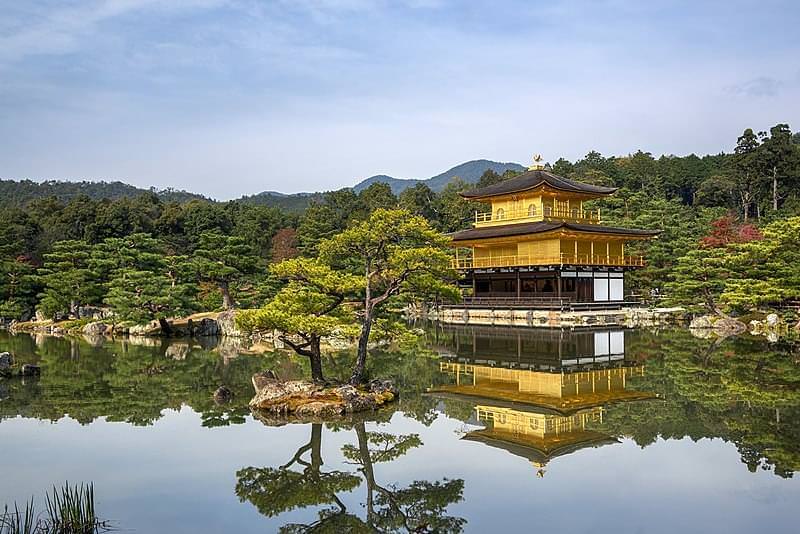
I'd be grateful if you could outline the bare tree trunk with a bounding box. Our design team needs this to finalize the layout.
[741,193,749,222]
[281,334,326,383]
[350,306,373,385]
[220,281,235,310]
[351,264,373,386]
[308,335,325,384]
[773,166,779,211]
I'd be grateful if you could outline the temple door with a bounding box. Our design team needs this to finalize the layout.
[576,277,593,302]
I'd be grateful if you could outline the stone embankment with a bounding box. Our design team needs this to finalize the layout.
[9,310,245,339]
[690,312,794,341]
[420,305,685,328]
[249,372,398,419]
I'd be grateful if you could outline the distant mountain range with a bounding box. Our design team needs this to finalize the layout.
[0,179,208,208]
[0,159,525,212]
[352,159,526,194]
[240,159,525,211]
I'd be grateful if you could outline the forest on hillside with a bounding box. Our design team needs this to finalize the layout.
[1,123,799,323]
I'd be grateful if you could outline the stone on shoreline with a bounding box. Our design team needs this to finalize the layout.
[249,373,398,417]
[83,321,109,336]
[0,351,12,378]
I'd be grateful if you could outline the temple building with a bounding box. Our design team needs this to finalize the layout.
[449,158,659,307]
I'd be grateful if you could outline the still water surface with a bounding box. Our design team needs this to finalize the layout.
[1,326,799,533]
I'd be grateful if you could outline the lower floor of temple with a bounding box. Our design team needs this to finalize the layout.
[458,267,628,303]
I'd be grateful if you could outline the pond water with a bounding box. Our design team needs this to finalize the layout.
[1,326,799,533]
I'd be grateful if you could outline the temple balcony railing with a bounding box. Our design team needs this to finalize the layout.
[474,207,601,227]
[452,253,645,270]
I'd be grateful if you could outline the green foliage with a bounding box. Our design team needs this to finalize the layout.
[104,268,196,323]
[0,248,37,321]
[238,259,360,337]
[665,248,730,313]
[3,121,800,318]
[319,208,456,383]
[36,240,101,318]
[721,216,800,309]
[193,232,261,309]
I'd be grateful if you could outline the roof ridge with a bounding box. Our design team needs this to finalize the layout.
[460,169,617,199]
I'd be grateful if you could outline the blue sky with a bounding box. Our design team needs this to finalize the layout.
[1,0,798,199]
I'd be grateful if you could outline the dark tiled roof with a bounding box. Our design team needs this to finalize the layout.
[460,170,617,199]
[449,221,660,242]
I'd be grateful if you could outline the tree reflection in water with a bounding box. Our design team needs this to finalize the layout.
[235,421,466,533]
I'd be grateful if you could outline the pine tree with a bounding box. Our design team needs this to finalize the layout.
[665,248,730,314]
[193,232,260,310]
[0,226,37,320]
[104,267,195,324]
[37,240,101,318]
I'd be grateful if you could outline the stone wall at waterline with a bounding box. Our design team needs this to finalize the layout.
[418,306,685,329]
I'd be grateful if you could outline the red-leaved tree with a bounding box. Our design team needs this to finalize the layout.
[700,215,763,248]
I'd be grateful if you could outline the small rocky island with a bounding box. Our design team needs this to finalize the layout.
[249,371,398,418]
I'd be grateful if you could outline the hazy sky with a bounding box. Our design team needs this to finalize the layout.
[1,0,798,199]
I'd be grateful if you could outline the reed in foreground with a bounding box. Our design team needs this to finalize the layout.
[0,483,111,534]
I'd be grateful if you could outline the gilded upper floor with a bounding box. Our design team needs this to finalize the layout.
[461,169,617,228]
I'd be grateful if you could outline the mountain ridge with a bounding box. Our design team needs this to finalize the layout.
[0,159,525,211]
[352,159,525,194]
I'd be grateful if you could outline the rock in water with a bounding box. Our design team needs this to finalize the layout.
[249,375,398,417]
[83,322,108,336]
[19,364,41,377]
[252,370,279,393]
[213,386,234,404]
[689,315,713,329]
[712,317,747,337]
[0,352,12,378]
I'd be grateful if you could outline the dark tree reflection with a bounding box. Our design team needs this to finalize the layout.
[235,423,362,530]
[235,421,466,533]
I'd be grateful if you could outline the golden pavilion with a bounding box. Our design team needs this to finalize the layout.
[449,158,659,306]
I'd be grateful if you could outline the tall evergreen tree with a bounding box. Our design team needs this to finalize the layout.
[37,240,101,318]
[193,232,260,310]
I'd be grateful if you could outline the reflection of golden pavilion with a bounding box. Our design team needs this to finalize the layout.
[435,362,654,415]
[465,405,617,476]
[431,357,656,475]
